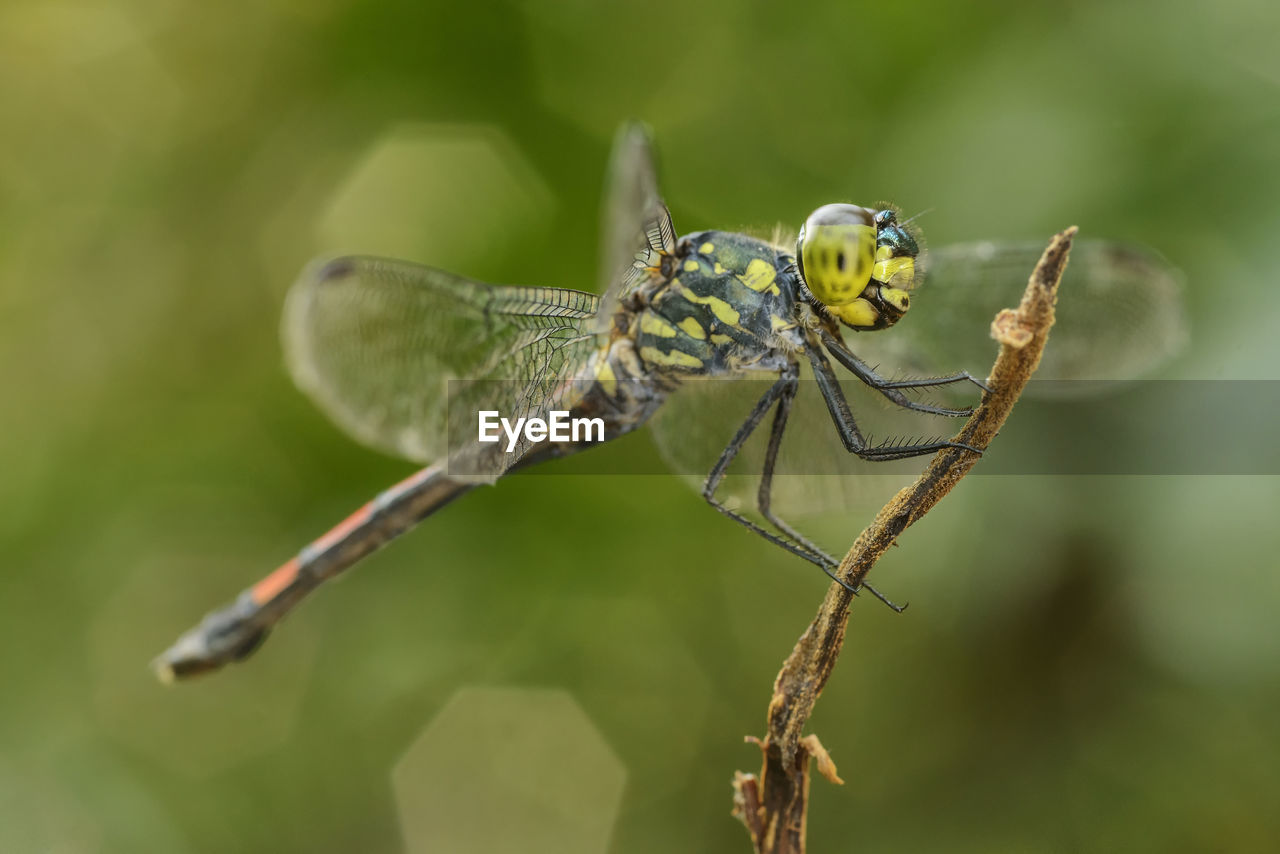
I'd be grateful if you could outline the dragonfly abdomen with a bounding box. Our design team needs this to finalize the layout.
[570,336,670,442]
[154,463,474,680]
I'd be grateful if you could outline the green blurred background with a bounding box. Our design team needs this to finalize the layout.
[3,0,1279,851]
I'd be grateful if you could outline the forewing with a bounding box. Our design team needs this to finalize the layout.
[594,122,676,330]
[857,240,1188,393]
[284,256,601,474]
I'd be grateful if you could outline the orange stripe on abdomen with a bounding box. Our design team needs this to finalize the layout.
[251,556,301,605]
[309,502,375,553]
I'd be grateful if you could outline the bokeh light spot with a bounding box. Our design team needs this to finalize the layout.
[498,596,713,793]
[392,685,626,854]
[0,757,101,853]
[318,124,554,269]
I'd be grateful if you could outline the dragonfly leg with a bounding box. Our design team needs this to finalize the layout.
[820,329,989,416]
[807,342,984,462]
[808,338,977,460]
[700,365,899,607]
[700,369,840,571]
[755,374,906,612]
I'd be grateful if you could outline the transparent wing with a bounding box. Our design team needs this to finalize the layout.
[857,240,1188,393]
[284,256,602,477]
[594,122,677,331]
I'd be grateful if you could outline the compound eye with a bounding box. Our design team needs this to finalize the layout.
[797,204,876,306]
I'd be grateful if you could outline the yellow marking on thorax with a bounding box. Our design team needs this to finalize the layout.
[713,262,727,275]
[683,259,700,272]
[710,333,733,346]
[770,314,796,332]
[739,258,780,295]
[594,356,618,396]
[678,316,707,339]
[699,241,715,254]
[639,345,703,369]
[639,313,678,338]
[679,288,741,326]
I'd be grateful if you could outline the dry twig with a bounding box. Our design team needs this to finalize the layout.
[733,227,1077,853]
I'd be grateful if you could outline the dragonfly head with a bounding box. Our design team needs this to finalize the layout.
[797,204,919,331]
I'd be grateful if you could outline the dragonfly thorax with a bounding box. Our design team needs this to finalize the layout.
[629,229,807,378]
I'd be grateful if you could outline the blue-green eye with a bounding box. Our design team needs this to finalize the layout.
[874,210,919,258]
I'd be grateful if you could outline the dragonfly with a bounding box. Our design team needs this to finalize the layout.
[154,124,1185,680]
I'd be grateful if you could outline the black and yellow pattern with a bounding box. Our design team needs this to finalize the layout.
[632,230,802,377]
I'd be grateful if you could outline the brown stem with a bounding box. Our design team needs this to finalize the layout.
[732,227,1077,854]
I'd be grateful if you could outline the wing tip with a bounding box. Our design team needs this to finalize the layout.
[617,119,654,144]
[313,256,358,284]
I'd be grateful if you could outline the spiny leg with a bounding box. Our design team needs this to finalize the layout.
[822,328,990,390]
[807,341,984,461]
[700,371,854,578]
[754,375,905,611]
[700,367,894,605]
[820,328,988,417]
